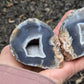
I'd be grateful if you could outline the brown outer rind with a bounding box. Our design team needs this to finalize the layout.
[10,28,18,42]
[49,35,64,68]
[59,27,77,61]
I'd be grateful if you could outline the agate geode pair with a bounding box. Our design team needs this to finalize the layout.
[10,8,84,69]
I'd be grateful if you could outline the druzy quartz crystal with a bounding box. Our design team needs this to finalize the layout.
[10,7,84,69]
[10,18,63,69]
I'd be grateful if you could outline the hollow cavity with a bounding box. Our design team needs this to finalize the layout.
[23,35,46,58]
[77,23,84,45]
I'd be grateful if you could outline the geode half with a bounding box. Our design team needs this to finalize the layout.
[10,18,63,69]
[59,7,84,61]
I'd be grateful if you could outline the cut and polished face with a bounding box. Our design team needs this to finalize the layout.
[10,18,63,69]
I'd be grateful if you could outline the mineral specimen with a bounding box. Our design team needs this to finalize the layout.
[10,7,84,69]
[10,18,63,69]
[59,7,84,61]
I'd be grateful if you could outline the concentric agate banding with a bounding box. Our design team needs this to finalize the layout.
[10,18,63,69]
